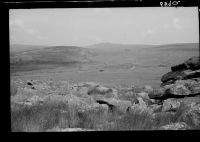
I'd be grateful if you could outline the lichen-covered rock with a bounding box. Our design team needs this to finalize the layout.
[167,79,200,96]
[176,79,200,95]
[159,122,190,130]
[162,99,181,112]
[169,84,191,96]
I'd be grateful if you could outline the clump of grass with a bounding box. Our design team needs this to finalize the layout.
[153,112,175,128]
[76,109,107,130]
[11,103,70,132]
[11,102,108,131]
[104,110,155,130]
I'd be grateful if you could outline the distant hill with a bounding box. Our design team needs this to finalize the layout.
[151,43,199,52]
[86,42,155,51]
[10,44,48,53]
[10,44,96,72]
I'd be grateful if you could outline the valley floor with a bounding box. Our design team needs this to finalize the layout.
[11,65,169,88]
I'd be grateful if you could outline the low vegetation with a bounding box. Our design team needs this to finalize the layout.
[11,99,198,131]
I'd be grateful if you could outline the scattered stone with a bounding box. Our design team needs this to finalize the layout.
[96,98,132,114]
[27,82,33,86]
[88,86,112,95]
[169,84,191,96]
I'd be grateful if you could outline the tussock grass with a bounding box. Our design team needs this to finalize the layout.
[11,103,69,132]
[11,102,108,132]
[105,111,155,130]
[11,101,198,131]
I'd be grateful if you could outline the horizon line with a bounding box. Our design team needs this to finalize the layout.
[10,42,199,47]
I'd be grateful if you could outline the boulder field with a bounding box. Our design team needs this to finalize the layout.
[11,56,200,131]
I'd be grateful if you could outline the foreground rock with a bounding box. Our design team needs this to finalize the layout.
[168,79,200,96]
[96,98,132,114]
[162,99,181,112]
[161,70,200,86]
[150,57,200,100]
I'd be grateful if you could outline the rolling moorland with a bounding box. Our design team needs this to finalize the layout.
[10,43,199,87]
[10,43,200,131]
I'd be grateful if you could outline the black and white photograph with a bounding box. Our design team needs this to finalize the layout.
[10,6,200,131]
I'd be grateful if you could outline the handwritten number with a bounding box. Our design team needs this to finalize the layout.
[160,1,180,7]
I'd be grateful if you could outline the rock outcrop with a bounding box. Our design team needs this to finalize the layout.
[161,56,200,86]
[171,56,200,71]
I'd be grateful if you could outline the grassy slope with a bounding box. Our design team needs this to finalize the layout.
[10,45,95,73]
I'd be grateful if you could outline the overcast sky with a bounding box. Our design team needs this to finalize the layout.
[9,7,199,46]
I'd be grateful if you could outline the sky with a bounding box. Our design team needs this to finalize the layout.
[9,7,199,46]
